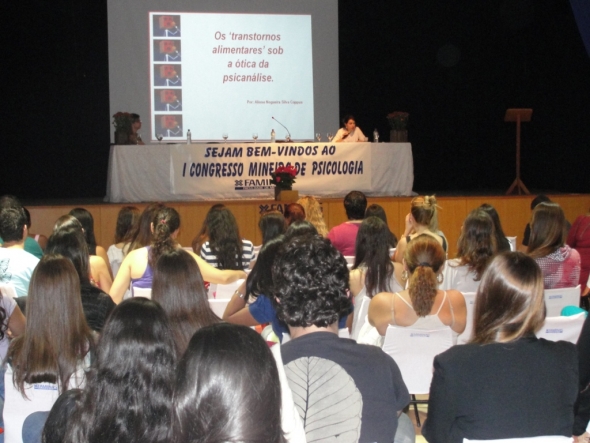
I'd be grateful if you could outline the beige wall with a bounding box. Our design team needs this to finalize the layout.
[26,194,590,258]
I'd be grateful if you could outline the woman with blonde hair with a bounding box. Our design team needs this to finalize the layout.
[422,252,578,442]
[394,195,447,264]
[297,196,328,237]
[369,234,466,342]
[527,202,580,289]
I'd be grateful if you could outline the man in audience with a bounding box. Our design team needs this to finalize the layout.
[0,207,40,297]
[327,190,366,256]
[273,234,413,443]
[0,194,43,258]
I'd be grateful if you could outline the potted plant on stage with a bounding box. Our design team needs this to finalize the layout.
[270,165,299,201]
[387,111,409,142]
[113,112,132,145]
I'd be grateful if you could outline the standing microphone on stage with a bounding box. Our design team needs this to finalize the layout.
[272,116,292,142]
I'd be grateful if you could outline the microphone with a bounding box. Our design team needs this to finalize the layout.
[272,117,291,141]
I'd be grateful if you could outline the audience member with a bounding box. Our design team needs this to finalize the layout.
[127,202,165,253]
[527,202,581,289]
[198,206,254,270]
[574,313,590,439]
[258,210,286,244]
[190,203,225,252]
[442,208,496,293]
[365,203,398,247]
[283,203,305,226]
[110,206,246,303]
[46,228,116,333]
[0,286,26,362]
[152,249,221,355]
[171,323,284,443]
[23,207,47,254]
[297,195,328,236]
[272,235,412,442]
[0,207,40,297]
[349,216,404,341]
[128,113,145,145]
[480,203,511,253]
[567,206,590,295]
[106,205,139,277]
[0,195,43,258]
[422,252,578,442]
[327,190,367,256]
[2,255,94,442]
[69,208,112,277]
[284,220,318,240]
[369,234,466,342]
[53,215,113,292]
[394,195,447,263]
[521,194,552,248]
[46,298,176,443]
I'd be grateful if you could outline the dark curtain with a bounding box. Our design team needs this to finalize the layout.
[570,0,590,57]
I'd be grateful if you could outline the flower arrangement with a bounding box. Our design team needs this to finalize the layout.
[270,165,297,190]
[386,112,409,130]
[112,112,132,133]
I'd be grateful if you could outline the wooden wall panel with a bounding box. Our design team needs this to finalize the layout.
[22,195,590,259]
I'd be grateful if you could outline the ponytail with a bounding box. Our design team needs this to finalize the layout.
[408,265,438,316]
[150,207,180,267]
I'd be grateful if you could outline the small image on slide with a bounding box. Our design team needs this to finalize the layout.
[153,65,182,87]
[153,15,181,37]
[154,89,182,111]
[156,114,183,137]
[153,40,181,62]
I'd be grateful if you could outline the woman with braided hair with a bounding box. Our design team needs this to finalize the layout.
[109,206,246,304]
[368,234,466,343]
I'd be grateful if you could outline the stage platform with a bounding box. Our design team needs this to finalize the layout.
[24,193,590,258]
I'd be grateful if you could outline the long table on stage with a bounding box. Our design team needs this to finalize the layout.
[106,142,414,202]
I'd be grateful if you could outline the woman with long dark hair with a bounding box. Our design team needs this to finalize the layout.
[442,209,497,293]
[479,203,511,253]
[423,252,578,442]
[3,255,94,442]
[171,323,284,443]
[527,202,581,289]
[127,203,165,253]
[197,206,254,270]
[258,210,286,245]
[152,249,221,355]
[106,205,139,277]
[48,298,177,443]
[350,216,403,340]
[110,206,246,303]
[69,208,112,277]
[369,235,466,342]
[46,227,116,332]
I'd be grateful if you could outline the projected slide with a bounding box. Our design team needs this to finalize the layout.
[150,13,314,141]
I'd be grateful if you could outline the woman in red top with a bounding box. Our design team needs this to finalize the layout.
[567,207,590,295]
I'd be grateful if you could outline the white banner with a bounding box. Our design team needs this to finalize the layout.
[170,142,372,198]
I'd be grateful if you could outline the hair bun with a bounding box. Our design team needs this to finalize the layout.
[424,195,437,207]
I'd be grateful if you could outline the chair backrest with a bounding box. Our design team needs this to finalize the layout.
[506,236,517,252]
[338,328,350,339]
[0,282,18,299]
[536,312,586,344]
[351,295,371,341]
[343,255,355,265]
[544,286,581,317]
[211,279,246,300]
[208,299,230,318]
[456,292,477,345]
[464,436,573,442]
[132,287,152,299]
[382,326,454,394]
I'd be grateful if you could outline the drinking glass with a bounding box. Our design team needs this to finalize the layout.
[315,133,321,142]
[222,133,228,141]
[327,132,333,141]
[252,133,258,141]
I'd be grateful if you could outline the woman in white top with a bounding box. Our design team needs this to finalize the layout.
[3,255,94,443]
[349,217,404,340]
[334,114,366,142]
[442,208,496,293]
[110,207,246,304]
[106,206,139,277]
[369,234,466,341]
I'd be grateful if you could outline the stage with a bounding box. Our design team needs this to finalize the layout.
[25,193,590,259]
